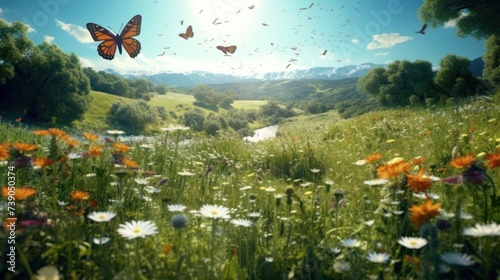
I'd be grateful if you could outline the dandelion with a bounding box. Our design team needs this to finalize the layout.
[450,154,475,168]
[486,153,500,169]
[377,160,411,179]
[406,168,432,192]
[35,265,60,280]
[397,237,428,249]
[463,222,500,237]
[230,218,253,227]
[170,214,189,229]
[199,204,231,219]
[341,238,361,248]
[2,187,36,200]
[70,190,89,201]
[366,252,390,263]
[87,211,116,222]
[117,220,158,239]
[408,198,441,227]
[439,252,475,266]
[168,204,187,212]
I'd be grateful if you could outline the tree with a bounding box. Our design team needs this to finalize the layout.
[183,109,205,131]
[155,84,169,95]
[434,55,483,98]
[418,0,500,39]
[192,85,222,107]
[108,101,157,133]
[0,21,91,123]
[483,35,500,88]
[357,60,434,106]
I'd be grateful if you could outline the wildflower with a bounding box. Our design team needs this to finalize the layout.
[462,222,500,237]
[33,157,55,167]
[2,187,37,200]
[439,252,475,266]
[364,179,388,186]
[93,237,110,245]
[70,190,89,201]
[0,144,10,160]
[117,220,158,239]
[113,143,131,153]
[377,160,412,179]
[121,157,139,168]
[442,175,463,185]
[168,204,187,212]
[450,154,475,169]
[333,260,351,273]
[88,145,103,157]
[406,168,432,192]
[33,130,50,136]
[47,128,66,137]
[170,214,189,229]
[83,132,99,141]
[157,177,169,186]
[354,160,366,166]
[87,211,116,222]
[35,265,60,280]
[411,156,425,165]
[486,153,500,169]
[397,237,428,249]
[199,204,231,219]
[366,252,390,263]
[230,218,253,227]
[14,142,38,152]
[134,178,150,185]
[461,166,486,185]
[61,137,79,148]
[163,243,173,254]
[341,238,361,248]
[408,199,441,227]
[365,152,383,163]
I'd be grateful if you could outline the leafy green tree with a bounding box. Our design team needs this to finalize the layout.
[0,21,91,123]
[418,0,500,39]
[483,35,500,88]
[183,109,205,131]
[192,85,222,107]
[434,55,483,98]
[155,84,169,95]
[203,118,221,136]
[357,60,434,106]
[108,101,157,133]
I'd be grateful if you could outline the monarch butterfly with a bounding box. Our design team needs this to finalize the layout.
[179,25,194,40]
[216,45,237,55]
[86,15,142,60]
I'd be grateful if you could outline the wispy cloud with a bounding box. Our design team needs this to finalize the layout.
[375,52,389,56]
[444,12,468,28]
[55,19,93,43]
[0,8,3,16]
[78,57,94,68]
[367,33,412,50]
[351,38,360,44]
[44,35,55,44]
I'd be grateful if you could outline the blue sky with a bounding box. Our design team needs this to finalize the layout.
[0,0,486,76]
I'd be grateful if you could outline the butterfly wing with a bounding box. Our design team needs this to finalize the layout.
[186,25,194,38]
[227,45,237,54]
[216,46,228,54]
[421,23,428,32]
[120,15,142,58]
[86,22,118,60]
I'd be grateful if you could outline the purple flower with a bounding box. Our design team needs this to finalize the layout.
[157,177,169,186]
[462,168,485,185]
[436,219,451,231]
[442,175,463,185]
[104,137,114,144]
[13,155,33,168]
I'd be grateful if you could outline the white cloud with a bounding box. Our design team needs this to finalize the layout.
[367,33,412,50]
[351,38,360,44]
[444,12,468,28]
[44,35,55,44]
[0,8,3,16]
[78,57,94,68]
[55,19,93,43]
[375,52,389,56]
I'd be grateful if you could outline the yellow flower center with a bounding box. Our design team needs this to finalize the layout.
[211,210,219,215]
[133,228,143,233]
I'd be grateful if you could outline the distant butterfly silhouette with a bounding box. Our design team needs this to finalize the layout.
[416,23,428,34]
[179,25,194,40]
[86,15,142,60]
[216,45,237,55]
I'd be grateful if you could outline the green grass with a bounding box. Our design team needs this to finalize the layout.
[1,93,499,279]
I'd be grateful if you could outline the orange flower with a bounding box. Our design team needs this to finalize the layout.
[14,142,38,152]
[2,187,37,200]
[70,190,89,201]
[83,132,99,141]
[408,198,441,227]
[486,153,500,169]
[163,243,173,254]
[406,168,432,193]
[33,130,49,136]
[450,154,475,169]
[411,156,425,165]
[88,145,103,157]
[0,144,10,160]
[61,137,79,148]
[47,128,66,137]
[122,157,139,168]
[33,157,55,167]
[113,143,131,153]
[365,152,383,163]
[377,160,412,179]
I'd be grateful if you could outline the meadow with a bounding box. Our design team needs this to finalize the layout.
[1,94,500,279]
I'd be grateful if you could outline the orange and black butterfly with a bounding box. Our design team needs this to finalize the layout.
[216,45,237,55]
[179,25,194,40]
[86,15,142,60]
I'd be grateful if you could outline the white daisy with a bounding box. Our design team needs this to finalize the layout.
[93,237,110,245]
[341,238,361,248]
[463,222,500,237]
[366,252,390,263]
[117,220,158,239]
[87,211,116,222]
[168,204,187,212]
[439,252,475,266]
[364,179,389,186]
[199,204,231,219]
[397,237,428,249]
[134,178,150,185]
[231,218,253,227]
[107,130,125,135]
[248,212,261,218]
[239,186,252,191]
[35,265,60,280]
